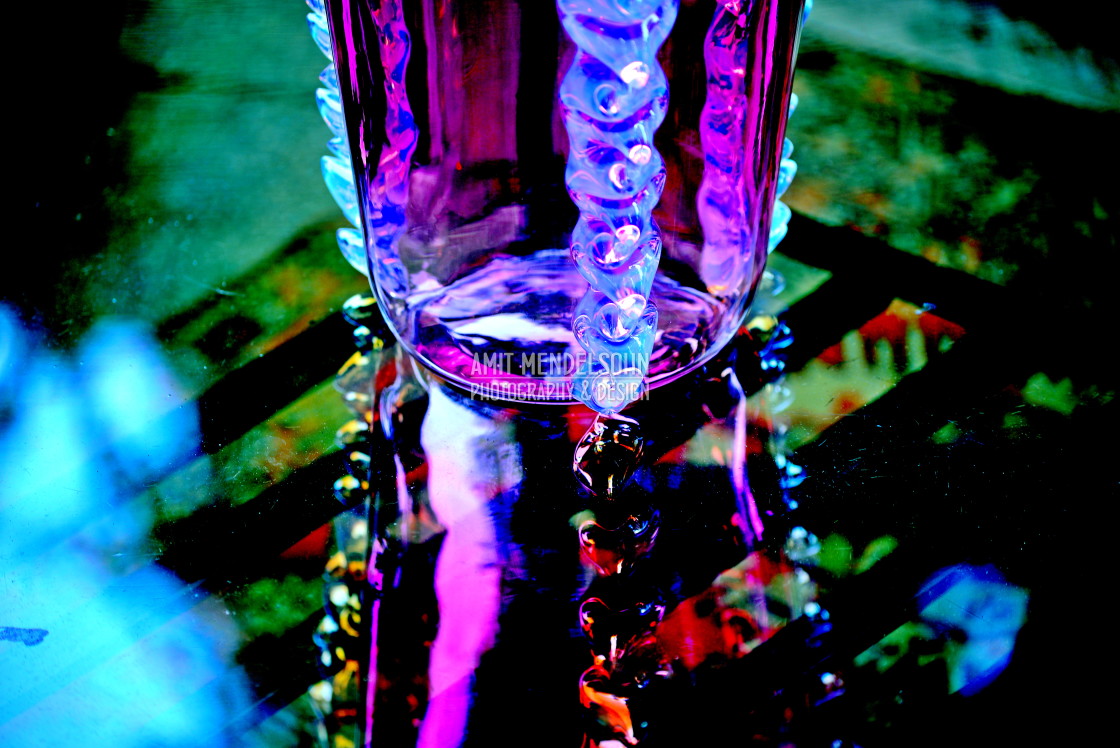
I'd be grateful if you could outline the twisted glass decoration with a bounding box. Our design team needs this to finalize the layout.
[307,1,362,273]
[307,0,416,297]
[558,0,679,417]
[698,1,807,298]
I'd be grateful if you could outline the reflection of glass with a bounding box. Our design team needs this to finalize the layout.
[344,324,815,747]
[317,0,806,404]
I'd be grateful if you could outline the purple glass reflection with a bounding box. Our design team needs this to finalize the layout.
[320,0,806,404]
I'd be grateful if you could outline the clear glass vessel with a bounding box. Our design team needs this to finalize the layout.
[321,0,806,404]
[310,3,812,743]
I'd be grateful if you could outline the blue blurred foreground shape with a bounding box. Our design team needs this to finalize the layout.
[0,307,257,748]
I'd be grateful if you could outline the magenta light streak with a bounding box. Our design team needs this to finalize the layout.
[417,385,510,748]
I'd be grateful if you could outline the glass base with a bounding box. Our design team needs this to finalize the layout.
[389,248,737,403]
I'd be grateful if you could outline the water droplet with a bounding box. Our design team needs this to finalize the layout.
[341,294,379,326]
[619,61,650,88]
[608,163,631,192]
[593,229,639,267]
[615,224,640,245]
[578,509,659,576]
[596,303,630,342]
[333,474,366,503]
[349,325,371,350]
[627,144,652,165]
[616,293,645,318]
[346,449,371,475]
[573,417,644,498]
[335,419,369,449]
[595,83,620,115]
